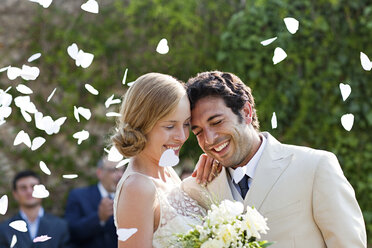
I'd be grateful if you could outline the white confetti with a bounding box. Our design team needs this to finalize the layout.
[73,106,91,122]
[85,84,99,95]
[159,149,179,167]
[67,43,79,60]
[0,66,10,73]
[156,38,169,54]
[272,47,287,65]
[32,184,49,198]
[7,67,22,80]
[107,146,123,162]
[31,137,46,151]
[260,37,277,46]
[116,159,130,168]
[106,112,121,117]
[29,0,53,8]
[67,43,94,68]
[360,52,372,71]
[16,84,33,95]
[9,220,27,232]
[27,53,41,63]
[40,161,51,175]
[284,17,299,34]
[73,130,90,144]
[33,235,52,243]
[47,88,57,102]
[105,94,121,108]
[0,195,8,215]
[14,130,32,148]
[63,174,78,179]
[122,68,128,85]
[34,112,66,135]
[81,0,99,14]
[10,235,17,248]
[20,65,40,80]
[339,83,351,101]
[127,81,136,87]
[271,112,277,129]
[341,113,354,131]
[117,228,137,242]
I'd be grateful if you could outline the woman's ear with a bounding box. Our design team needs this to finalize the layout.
[242,102,253,124]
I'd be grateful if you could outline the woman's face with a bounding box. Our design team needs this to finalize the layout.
[142,94,191,163]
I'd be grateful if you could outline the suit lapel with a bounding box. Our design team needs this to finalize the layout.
[245,132,293,210]
[13,213,33,247]
[37,214,48,236]
[206,168,235,204]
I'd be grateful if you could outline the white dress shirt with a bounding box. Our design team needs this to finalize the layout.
[20,207,44,240]
[97,183,115,226]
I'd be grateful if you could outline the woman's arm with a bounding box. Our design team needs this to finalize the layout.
[116,174,157,248]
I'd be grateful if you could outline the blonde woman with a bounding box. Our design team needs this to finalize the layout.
[112,73,217,247]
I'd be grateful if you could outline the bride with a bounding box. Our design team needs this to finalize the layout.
[112,73,218,247]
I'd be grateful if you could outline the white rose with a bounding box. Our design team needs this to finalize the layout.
[200,238,225,248]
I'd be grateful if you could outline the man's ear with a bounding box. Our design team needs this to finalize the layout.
[242,102,253,124]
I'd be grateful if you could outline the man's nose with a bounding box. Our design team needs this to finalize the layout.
[204,128,217,145]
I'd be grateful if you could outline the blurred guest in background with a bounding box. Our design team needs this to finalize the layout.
[0,170,70,248]
[64,157,124,248]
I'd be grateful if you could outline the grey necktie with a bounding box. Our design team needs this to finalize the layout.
[237,175,249,198]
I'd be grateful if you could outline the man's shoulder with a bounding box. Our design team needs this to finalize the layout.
[69,184,98,196]
[0,213,21,231]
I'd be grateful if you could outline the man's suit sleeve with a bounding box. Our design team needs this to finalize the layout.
[0,223,10,248]
[58,218,72,248]
[64,189,103,241]
[312,152,367,247]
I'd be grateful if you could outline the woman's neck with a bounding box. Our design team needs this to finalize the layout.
[130,155,169,181]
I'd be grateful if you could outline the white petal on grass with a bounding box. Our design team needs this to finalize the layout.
[116,159,130,168]
[341,113,354,131]
[9,220,27,232]
[360,52,372,71]
[31,137,46,151]
[67,43,79,60]
[339,83,351,101]
[40,161,51,175]
[159,149,179,167]
[21,65,40,80]
[105,94,121,108]
[85,84,99,95]
[260,37,277,46]
[271,112,277,129]
[73,130,90,144]
[81,0,99,14]
[16,84,33,95]
[0,66,10,73]
[107,146,123,162]
[273,47,287,65]
[106,112,121,117]
[63,174,78,179]
[284,17,299,34]
[122,68,128,85]
[27,53,41,63]
[117,228,137,242]
[14,130,32,148]
[32,184,49,198]
[33,235,52,243]
[10,235,17,248]
[0,195,8,215]
[7,67,22,80]
[156,38,169,54]
[47,88,57,102]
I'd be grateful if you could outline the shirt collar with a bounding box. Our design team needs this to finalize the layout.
[228,134,267,184]
[19,207,44,223]
[98,182,115,199]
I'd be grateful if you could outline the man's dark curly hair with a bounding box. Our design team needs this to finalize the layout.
[186,71,259,131]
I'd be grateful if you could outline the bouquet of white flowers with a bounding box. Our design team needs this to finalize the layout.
[176,200,272,248]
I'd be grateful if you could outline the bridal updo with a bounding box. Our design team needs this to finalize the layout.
[112,73,186,157]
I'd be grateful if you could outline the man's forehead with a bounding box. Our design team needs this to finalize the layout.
[17,177,39,185]
[192,97,226,118]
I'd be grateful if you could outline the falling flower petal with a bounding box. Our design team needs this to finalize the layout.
[122,68,128,85]
[159,149,179,167]
[339,83,351,101]
[9,220,27,232]
[39,161,51,175]
[16,84,33,95]
[105,94,121,108]
[27,53,41,63]
[29,0,53,8]
[271,112,277,129]
[85,84,99,95]
[31,137,46,151]
[32,184,49,198]
[107,146,123,162]
[21,65,40,80]
[284,17,299,34]
[117,228,137,242]
[273,47,287,65]
[116,159,130,168]
[14,130,32,148]
[0,66,10,73]
[63,174,78,179]
[21,109,32,122]
[341,113,354,131]
[73,106,80,122]
[156,38,169,54]
[81,0,99,14]
[260,37,277,46]
[127,81,136,87]
[76,50,94,68]
[33,235,52,243]
[67,43,79,60]
[106,112,121,117]
[7,67,22,80]
[0,195,8,215]
[47,88,57,102]
[73,130,90,144]
[360,52,372,71]
[78,107,91,120]
[10,235,17,248]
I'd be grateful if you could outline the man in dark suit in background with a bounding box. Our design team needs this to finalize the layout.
[64,157,124,248]
[0,170,70,248]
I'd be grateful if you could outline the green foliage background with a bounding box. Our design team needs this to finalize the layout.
[0,0,370,244]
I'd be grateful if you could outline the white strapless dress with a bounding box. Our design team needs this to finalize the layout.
[114,169,206,247]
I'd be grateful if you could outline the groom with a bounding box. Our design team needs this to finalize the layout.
[182,71,366,248]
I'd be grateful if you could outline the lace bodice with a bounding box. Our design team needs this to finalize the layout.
[114,169,206,247]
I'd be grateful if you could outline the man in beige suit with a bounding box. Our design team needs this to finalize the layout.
[182,71,366,248]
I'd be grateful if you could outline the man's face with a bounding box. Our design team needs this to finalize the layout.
[97,160,125,193]
[13,176,42,209]
[191,96,258,168]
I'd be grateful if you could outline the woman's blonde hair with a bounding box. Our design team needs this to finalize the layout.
[111,72,186,157]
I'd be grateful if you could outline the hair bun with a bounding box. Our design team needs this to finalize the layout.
[112,123,147,157]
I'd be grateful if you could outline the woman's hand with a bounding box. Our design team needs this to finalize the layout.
[192,154,222,186]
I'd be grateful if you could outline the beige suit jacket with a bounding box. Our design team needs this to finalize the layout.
[182,132,366,248]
